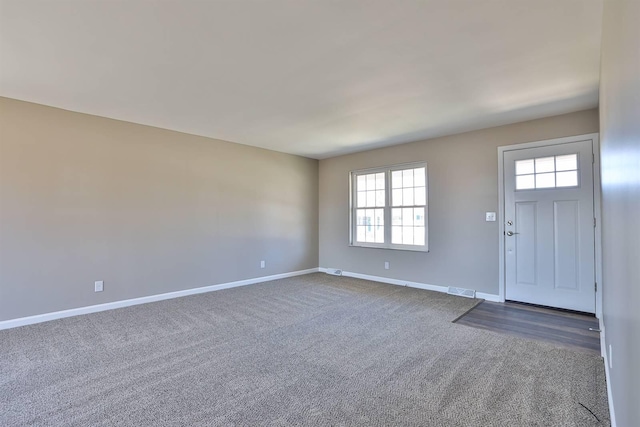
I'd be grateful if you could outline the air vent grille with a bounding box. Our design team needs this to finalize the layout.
[447,286,476,298]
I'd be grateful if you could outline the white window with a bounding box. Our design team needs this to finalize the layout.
[351,163,428,251]
[515,154,579,190]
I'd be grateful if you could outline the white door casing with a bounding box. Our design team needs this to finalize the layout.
[503,139,596,313]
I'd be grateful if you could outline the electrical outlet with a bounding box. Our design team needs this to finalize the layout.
[485,212,496,222]
[384,261,390,270]
[260,260,265,269]
[94,280,104,292]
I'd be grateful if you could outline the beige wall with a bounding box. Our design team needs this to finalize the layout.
[0,97,319,321]
[319,109,599,295]
[599,1,640,425]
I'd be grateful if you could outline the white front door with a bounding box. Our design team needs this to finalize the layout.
[504,139,595,313]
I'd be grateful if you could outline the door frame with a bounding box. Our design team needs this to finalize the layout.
[497,133,602,318]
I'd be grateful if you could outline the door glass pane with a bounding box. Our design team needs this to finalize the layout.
[555,154,577,171]
[516,175,535,190]
[535,157,555,173]
[516,159,535,175]
[536,172,555,188]
[556,170,578,187]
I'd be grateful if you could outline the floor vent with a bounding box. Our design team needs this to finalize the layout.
[325,268,343,276]
[447,286,476,298]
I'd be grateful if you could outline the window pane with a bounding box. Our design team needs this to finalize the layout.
[414,226,425,246]
[392,170,402,188]
[414,187,426,205]
[414,167,426,186]
[535,157,555,173]
[374,208,384,226]
[556,154,577,171]
[516,175,535,190]
[375,173,385,190]
[536,172,555,188]
[357,191,366,207]
[366,191,375,207]
[356,209,366,225]
[356,226,365,242]
[392,226,402,244]
[375,190,385,207]
[391,208,402,225]
[366,174,375,191]
[365,225,375,242]
[392,189,402,206]
[402,226,414,244]
[414,208,425,226]
[402,169,414,187]
[516,159,534,175]
[403,208,414,226]
[374,209,384,243]
[357,175,366,191]
[556,170,578,187]
[402,188,414,206]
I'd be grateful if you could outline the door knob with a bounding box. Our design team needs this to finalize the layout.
[506,231,520,236]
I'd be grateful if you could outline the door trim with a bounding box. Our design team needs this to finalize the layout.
[497,133,602,318]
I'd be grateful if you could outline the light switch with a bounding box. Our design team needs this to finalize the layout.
[485,212,496,222]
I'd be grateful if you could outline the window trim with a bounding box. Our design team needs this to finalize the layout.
[349,161,429,252]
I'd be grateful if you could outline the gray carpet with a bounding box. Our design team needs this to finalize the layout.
[0,273,610,426]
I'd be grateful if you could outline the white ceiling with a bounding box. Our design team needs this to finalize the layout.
[0,1,603,159]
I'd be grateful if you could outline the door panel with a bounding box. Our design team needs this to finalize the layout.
[504,139,595,313]
[553,200,580,291]
[515,202,537,286]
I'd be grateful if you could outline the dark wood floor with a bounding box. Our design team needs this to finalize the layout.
[454,300,601,355]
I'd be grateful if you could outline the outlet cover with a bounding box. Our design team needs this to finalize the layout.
[384,261,390,270]
[485,212,496,222]
[94,281,104,292]
[260,260,265,269]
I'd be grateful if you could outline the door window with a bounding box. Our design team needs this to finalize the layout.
[515,154,578,190]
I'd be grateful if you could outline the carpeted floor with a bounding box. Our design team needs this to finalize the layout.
[0,273,610,426]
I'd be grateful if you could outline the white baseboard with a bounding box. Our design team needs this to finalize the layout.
[476,292,501,302]
[600,324,617,427]
[0,268,320,331]
[319,268,501,302]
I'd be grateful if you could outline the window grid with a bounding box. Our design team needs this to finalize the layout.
[515,154,579,190]
[351,163,428,251]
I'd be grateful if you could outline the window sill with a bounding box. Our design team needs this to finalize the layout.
[349,243,429,253]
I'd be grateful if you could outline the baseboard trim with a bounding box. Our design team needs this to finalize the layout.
[0,268,320,331]
[601,324,617,427]
[319,268,501,302]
